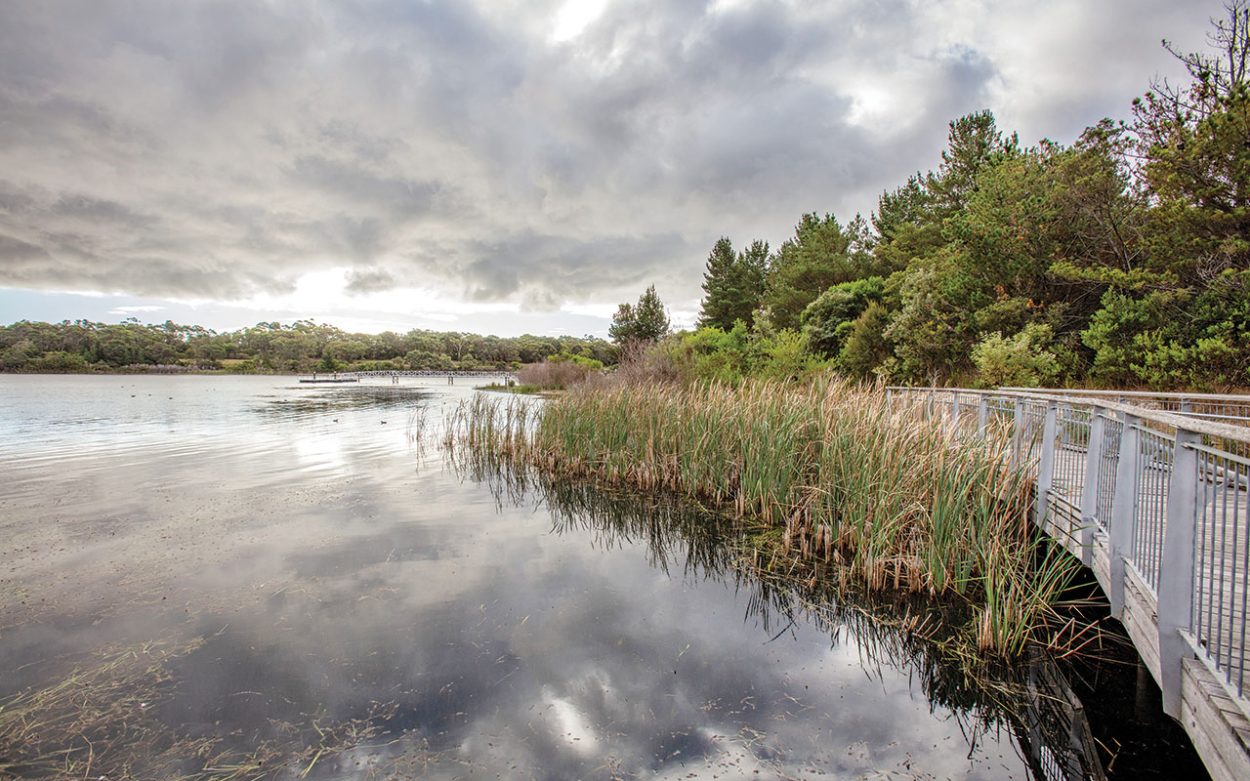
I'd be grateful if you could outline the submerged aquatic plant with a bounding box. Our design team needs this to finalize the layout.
[447,378,1082,656]
[0,638,396,781]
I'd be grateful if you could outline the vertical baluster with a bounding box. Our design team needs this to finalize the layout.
[1079,408,1106,568]
[1036,401,1058,531]
[1012,398,1025,468]
[1159,429,1200,717]
[1109,412,1141,619]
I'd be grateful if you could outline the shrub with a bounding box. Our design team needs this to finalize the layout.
[28,351,90,372]
[971,323,1061,387]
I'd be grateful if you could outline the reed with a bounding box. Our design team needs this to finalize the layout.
[447,377,1081,656]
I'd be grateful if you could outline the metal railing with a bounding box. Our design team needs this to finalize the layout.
[886,386,1250,725]
[999,387,1250,426]
[349,369,518,378]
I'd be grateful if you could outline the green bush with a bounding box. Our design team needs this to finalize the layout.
[29,351,91,372]
[800,276,886,358]
[971,324,1060,388]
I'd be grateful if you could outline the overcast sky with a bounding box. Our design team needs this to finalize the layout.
[0,0,1225,336]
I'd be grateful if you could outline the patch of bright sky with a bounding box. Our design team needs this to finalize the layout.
[236,268,520,320]
[845,83,898,128]
[551,0,608,42]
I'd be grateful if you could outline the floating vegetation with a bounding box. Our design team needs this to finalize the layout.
[447,379,1085,657]
[0,638,397,781]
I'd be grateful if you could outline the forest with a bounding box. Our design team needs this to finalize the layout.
[672,4,1250,391]
[0,318,615,374]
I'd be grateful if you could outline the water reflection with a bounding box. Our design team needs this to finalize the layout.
[249,385,431,421]
[0,377,1207,780]
[535,477,1109,781]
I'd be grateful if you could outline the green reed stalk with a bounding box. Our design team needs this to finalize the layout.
[450,378,1079,656]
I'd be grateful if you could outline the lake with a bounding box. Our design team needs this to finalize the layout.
[0,375,1207,779]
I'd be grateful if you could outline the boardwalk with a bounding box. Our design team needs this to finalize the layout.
[890,387,1250,781]
[308,369,520,384]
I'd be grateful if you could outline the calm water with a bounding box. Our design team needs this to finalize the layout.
[0,375,1204,779]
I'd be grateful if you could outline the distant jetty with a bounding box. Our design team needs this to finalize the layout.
[298,374,359,384]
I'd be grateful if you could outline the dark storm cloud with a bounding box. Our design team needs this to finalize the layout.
[0,234,51,265]
[458,231,687,303]
[0,0,1222,312]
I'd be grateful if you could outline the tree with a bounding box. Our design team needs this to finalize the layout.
[697,237,737,329]
[1134,1,1250,281]
[800,276,886,358]
[762,213,876,329]
[837,302,895,378]
[697,238,769,330]
[609,285,671,344]
[925,110,1019,216]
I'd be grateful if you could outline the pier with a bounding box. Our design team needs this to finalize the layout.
[889,386,1250,781]
[299,369,518,384]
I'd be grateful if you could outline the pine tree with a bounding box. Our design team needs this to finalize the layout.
[607,302,637,344]
[925,111,1019,215]
[761,213,875,330]
[632,285,671,341]
[609,286,671,344]
[697,237,738,330]
[698,238,770,331]
[736,240,769,325]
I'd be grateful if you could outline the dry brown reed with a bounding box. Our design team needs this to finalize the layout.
[515,360,592,390]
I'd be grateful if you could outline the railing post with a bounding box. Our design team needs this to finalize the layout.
[1035,401,1058,530]
[1078,407,1106,567]
[950,391,960,435]
[1108,412,1141,619]
[977,396,988,438]
[1158,429,1201,718]
[1011,398,1025,468]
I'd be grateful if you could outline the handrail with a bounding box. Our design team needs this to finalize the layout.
[998,387,1250,404]
[884,386,1250,444]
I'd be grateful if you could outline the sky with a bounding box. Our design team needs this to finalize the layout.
[0,0,1227,338]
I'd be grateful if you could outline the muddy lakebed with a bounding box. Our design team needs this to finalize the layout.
[0,375,1206,779]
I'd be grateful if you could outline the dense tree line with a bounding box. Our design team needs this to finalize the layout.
[687,4,1250,390]
[0,318,616,373]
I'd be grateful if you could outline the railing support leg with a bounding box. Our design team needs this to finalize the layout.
[1035,402,1058,530]
[1078,408,1106,568]
[1108,413,1141,619]
[1011,399,1025,468]
[1158,429,1200,718]
[977,396,988,439]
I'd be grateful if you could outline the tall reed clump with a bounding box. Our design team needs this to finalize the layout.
[448,378,1079,656]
